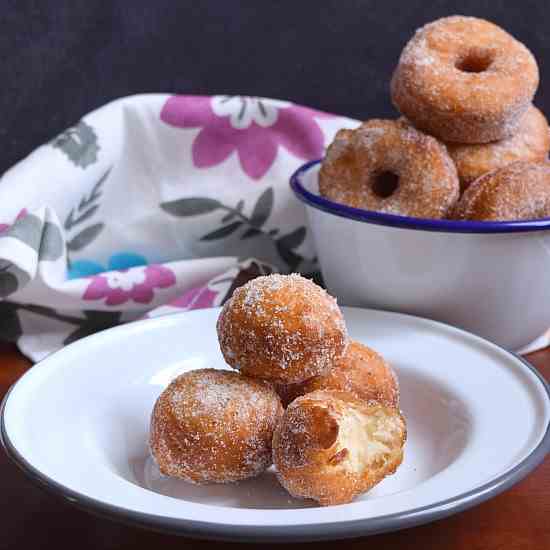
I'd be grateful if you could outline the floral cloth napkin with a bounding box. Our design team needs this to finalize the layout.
[1,94,547,362]
[0,94,357,361]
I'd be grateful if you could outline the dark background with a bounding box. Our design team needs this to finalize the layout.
[2,0,549,172]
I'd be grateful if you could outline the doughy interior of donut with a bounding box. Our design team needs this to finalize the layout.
[332,407,403,474]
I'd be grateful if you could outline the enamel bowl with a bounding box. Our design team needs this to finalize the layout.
[291,160,550,351]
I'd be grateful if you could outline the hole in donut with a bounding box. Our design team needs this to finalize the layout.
[371,171,399,198]
[456,50,494,73]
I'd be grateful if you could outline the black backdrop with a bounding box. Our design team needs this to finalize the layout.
[2,0,550,172]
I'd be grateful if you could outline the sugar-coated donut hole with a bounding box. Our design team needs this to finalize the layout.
[217,273,348,383]
[371,171,400,198]
[456,49,494,73]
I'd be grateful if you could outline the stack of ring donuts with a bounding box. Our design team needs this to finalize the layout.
[150,273,407,506]
[320,16,550,222]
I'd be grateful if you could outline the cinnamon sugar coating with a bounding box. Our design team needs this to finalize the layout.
[446,105,550,190]
[452,161,550,221]
[217,274,348,384]
[149,369,283,483]
[276,341,399,408]
[273,390,406,506]
[319,119,459,218]
[391,16,539,143]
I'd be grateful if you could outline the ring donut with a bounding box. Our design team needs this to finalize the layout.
[453,161,550,221]
[446,105,550,190]
[319,119,459,219]
[391,16,539,143]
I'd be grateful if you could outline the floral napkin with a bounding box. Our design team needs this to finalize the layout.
[0,94,357,361]
[1,94,547,361]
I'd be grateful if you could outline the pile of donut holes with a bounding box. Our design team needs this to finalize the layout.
[150,274,407,506]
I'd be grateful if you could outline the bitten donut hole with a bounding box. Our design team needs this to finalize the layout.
[371,171,399,198]
[456,50,494,73]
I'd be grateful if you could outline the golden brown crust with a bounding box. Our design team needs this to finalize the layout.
[447,105,550,190]
[391,16,539,143]
[149,369,283,483]
[272,390,407,506]
[452,161,550,221]
[276,341,399,408]
[319,119,459,219]
[217,274,348,384]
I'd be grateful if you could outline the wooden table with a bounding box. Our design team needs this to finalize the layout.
[1,342,549,550]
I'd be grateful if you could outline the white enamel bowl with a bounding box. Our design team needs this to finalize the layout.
[291,160,550,351]
[2,307,549,542]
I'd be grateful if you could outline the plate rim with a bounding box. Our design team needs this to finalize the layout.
[2,307,550,542]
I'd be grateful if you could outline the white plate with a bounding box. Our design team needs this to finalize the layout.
[2,307,549,542]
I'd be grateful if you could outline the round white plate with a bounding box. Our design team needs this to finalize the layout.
[2,307,549,542]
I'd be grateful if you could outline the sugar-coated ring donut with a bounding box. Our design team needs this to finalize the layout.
[276,341,399,408]
[149,368,283,483]
[319,119,459,219]
[217,274,348,384]
[391,16,539,143]
[272,390,406,506]
[446,105,550,190]
[452,161,550,221]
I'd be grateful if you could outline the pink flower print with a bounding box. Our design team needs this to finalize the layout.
[160,95,330,180]
[170,284,218,311]
[0,209,28,233]
[83,265,176,306]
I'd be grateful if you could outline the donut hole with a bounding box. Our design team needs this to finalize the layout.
[456,50,494,73]
[371,171,400,198]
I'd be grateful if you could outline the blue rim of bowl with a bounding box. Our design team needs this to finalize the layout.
[290,159,550,234]
[1,308,550,542]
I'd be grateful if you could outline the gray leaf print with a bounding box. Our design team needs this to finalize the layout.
[160,197,222,217]
[51,120,100,168]
[3,214,42,251]
[249,187,274,228]
[67,223,105,251]
[39,222,64,261]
